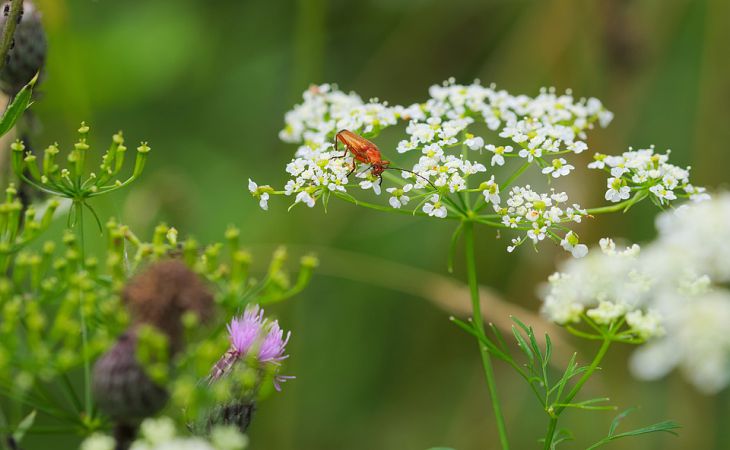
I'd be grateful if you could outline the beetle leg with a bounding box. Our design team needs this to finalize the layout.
[331,135,349,159]
[347,161,357,177]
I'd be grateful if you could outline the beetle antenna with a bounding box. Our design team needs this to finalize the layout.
[385,167,436,190]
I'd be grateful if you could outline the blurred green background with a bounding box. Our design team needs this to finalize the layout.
[16,0,730,448]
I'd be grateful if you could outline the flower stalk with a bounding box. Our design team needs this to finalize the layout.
[463,220,510,449]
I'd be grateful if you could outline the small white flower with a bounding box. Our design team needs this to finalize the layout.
[210,426,249,450]
[527,224,547,242]
[295,191,316,208]
[386,185,412,208]
[560,231,588,258]
[485,144,513,166]
[541,158,574,178]
[359,179,382,195]
[587,301,627,325]
[605,177,631,202]
[518,147,542,162]
[464,135,485,150]
[139,417,177,445]
[423,194,447,218]
[81,434,116,450]
[248,178,258,193]
[481,176,500,205]
[625,310,664,339]
[649,184,676,203]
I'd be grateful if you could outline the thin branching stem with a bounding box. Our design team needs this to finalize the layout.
[464,221,510,450]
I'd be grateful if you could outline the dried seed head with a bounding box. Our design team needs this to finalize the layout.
[0,1,46,95]
[92,330,169,423]
[124,259,214,352]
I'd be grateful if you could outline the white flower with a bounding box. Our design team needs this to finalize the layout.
[359,179,382,195]
[649,184,676,203]
[545,195,730,393]
[518,146,542,162]
[605,177,630,202]
[560,231,588,258]
[485,144,513,166]
[248,178,270,210]
[386,185,412,208]
[423,194,447,218]
[464,135,484,150]
[481,176,500,205]
[81,434,116,450]
[625,310,664,340]
[295,191,316,208]
[210,426,249,450]
[540,240,654,330]
[590,146,704,206]
[139,417,177,445]
[587,301,627,325]
[541,158,574,178]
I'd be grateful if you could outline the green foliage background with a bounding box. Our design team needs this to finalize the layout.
[16,0,730,448]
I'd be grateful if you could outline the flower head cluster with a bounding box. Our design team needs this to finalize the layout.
[589,146,709,205]
[495,185,587,254]
[252,79,705,258]
[543,194,730,393]
[261,80,611,214]
[209,305,292,391]
[628,193,730,393]
[541,238,661,339]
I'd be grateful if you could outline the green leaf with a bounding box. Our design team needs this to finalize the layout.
[0,74,36,138]
[585,408,680,450]
[512,325,535,366]
[426,448,456,450]
[554,397,615,411]
[12,410,36,444]
[543,333,553,370]
[549,429,574,450]
[609,406,636,435]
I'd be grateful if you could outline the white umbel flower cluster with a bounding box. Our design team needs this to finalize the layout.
[629,193,730,393]
[589,146,709,205]
[541,237,659,335]
[543,194,730,393]
[254,79,705,257]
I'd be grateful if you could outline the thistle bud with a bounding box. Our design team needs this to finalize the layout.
[92,330,169,450]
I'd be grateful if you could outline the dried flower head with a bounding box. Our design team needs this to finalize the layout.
[124,259,214,352]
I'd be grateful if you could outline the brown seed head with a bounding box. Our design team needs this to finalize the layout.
[124,260,214,352]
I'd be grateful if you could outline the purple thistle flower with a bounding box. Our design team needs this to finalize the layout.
[227,304,265,355]
[258,321,291,363]
[208,304,294,389]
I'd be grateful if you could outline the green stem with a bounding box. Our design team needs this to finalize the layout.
[585,191,647,215]
[543,336,612,449]
[500,161,531,191]
[333,191,464,220]
[0,0,23,73]
[74,202,92,418]
[463,221,510,450]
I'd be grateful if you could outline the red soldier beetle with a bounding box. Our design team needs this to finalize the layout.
[332,129,434,188]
